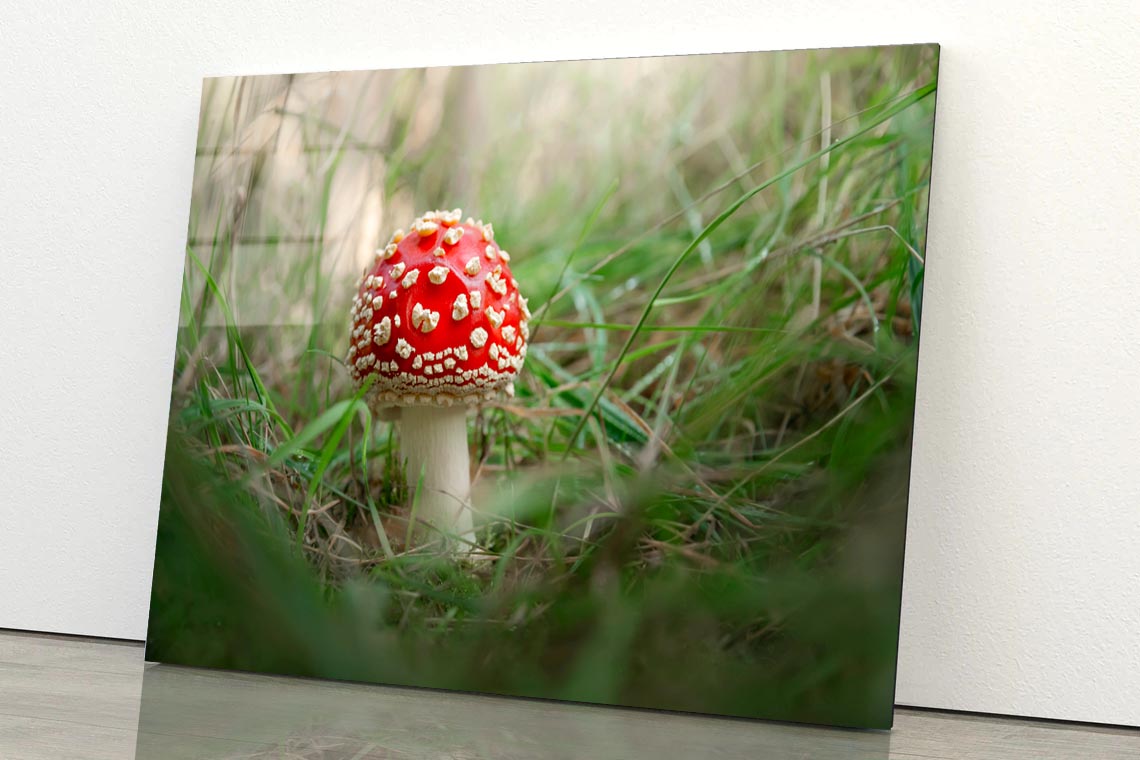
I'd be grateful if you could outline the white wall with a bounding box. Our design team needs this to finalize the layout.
[1,0,1137,728]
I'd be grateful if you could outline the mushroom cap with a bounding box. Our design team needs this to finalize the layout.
[346,209,530,410]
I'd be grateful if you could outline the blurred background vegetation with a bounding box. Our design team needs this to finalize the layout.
[148,44,938,729]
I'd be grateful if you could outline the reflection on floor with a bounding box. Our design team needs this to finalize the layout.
[136,662,889,759]
[0,630,1138,759]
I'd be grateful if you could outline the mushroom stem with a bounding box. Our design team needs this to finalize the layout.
[399,405,474,550]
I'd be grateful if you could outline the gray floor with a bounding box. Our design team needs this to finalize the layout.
[0,631,1136,759]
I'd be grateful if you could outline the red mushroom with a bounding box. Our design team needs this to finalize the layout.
[345,209,529,549]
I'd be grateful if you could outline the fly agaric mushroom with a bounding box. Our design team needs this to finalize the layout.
[345,209,529,549]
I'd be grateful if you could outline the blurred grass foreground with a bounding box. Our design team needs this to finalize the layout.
[147,45,939,729]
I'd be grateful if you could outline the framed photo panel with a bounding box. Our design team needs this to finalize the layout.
[147,44,939,729]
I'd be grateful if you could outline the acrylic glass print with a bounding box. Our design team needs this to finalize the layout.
[147,44,939,730]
